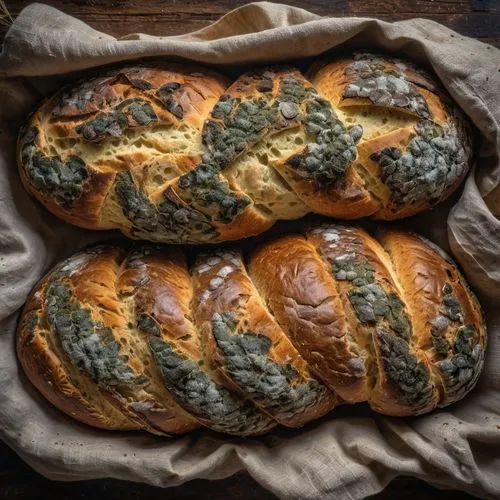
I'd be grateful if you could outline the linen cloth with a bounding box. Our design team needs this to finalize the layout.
[0,3,499,498]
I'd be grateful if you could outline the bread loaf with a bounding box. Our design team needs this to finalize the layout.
[17,225,486,436]
[18,53,472,244]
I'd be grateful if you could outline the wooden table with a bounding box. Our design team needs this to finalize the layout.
[1,0,499,47]
[1,1,498,499]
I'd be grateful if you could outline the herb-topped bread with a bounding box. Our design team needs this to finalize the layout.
[18,53,472,244]
[17,225,486,436]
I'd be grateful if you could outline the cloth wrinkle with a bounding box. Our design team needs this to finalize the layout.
[0,2,499,499]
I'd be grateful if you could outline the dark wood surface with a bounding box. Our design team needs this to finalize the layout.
[1,0,497,498]
[1,0,499,47]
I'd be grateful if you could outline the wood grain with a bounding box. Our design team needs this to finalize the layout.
[1,0,499,46]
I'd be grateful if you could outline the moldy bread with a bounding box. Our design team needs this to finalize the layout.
[18,53,472,244]
[17,225,486,436]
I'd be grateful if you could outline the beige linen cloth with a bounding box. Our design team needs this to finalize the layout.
[0,2,499,498]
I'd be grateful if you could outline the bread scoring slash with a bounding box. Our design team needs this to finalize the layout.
[17,225,486,436]
[17,53,472,244]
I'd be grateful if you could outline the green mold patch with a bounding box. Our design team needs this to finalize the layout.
[441,282,463,322]
[178,166,251,224]
[177,71,361,223]
[430,282,465,360]
[286,79,362,186]
[24,312,39,345]
[21,127,89,208]
[114,171,216,243]
[370,119,469,207]
[136,313,161,337]
[127,78,153,91]
[45,257,143,386]
[149,336,275,436]
[115,171,159,232]
[331,251,432,408]
[212,312,329,422]
[256,74,274,93]
[177,94,270,222]
[437,324,482,400]
[75,98,158,142]
[430,283,483,400]
[343,52,431,119]
[156,82,184,118]
[52,79,106,116]
[377,327,433,409]
[333,254,411,340]
[431,329,451,358]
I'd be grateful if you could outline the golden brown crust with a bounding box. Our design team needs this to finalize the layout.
[309,54,443,118]
[17,228,485,434]
[18,63,230,238]
[274,162,379,220]
[18,53,472,243]
[66,247,197,434]
[317,225,439,416]
[249,234,371,403]
[17,124,118,229]
[308,52,472,220]
[17,246,201,435]
[377,229,486,406]
[191,248,338,427]
[17,273,140,431]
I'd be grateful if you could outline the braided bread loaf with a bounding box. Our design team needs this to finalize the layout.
[17,225,485,436]
[18,53,472,244]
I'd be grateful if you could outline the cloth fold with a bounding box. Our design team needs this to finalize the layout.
[0,3,499,499]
